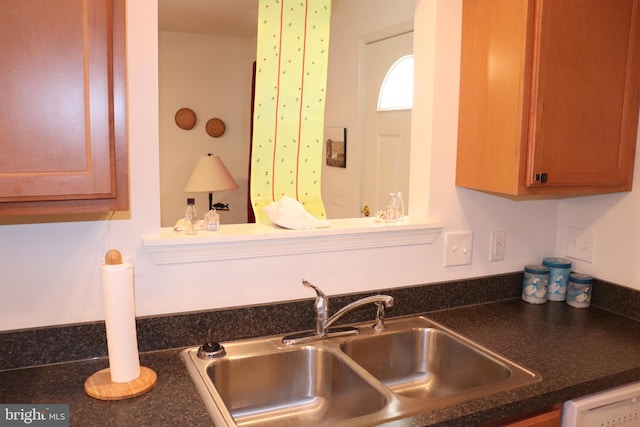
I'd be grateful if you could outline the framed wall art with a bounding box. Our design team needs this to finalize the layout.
[325,127,347,168]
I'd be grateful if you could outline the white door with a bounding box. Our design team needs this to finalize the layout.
[361,32,413,216]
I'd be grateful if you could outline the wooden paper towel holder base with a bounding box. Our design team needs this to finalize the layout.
[84,366,157,400]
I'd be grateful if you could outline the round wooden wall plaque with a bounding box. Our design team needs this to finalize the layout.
[206,118,226,137]
[175,108,196,130]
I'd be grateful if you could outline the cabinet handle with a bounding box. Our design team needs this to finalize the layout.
[534,173,548,183]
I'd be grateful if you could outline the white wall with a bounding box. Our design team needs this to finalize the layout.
[158,31,255,226]
[555,135,640,288]
[0,0,638,332]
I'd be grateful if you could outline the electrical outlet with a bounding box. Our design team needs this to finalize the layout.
[329,187,343,206]
[332,191,343,206]
[444,231,473,267]
[566,226,595,263]
[489,230,506,261]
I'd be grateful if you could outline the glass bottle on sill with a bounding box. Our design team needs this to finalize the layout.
[395,192,405,221]
[185,198,198,235]
[386,193,398,222]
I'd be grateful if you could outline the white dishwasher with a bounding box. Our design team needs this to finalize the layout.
[562,380,640,426]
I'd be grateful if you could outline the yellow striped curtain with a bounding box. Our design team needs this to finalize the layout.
[250,0,331,223]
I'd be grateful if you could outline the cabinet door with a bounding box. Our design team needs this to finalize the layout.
[496,404,562,427]
[499,407,561,427]
[456,0,640,196]
[0,0,128,215]
[456,0,537,195]
[526,0,640,191]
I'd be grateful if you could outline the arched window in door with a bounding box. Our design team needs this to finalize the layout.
[377,55,414,111]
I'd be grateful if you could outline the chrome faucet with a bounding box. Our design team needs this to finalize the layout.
[282,280,394,345]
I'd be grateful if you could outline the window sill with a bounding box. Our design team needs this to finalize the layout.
[142,217,442,264]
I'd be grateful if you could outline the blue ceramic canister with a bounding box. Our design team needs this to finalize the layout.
[543,257,572,301]
[566,273,593,308]
[522,264,549,304]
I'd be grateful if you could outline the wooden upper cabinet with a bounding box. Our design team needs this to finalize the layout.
[0,0,128,215]
[456,0,640,196]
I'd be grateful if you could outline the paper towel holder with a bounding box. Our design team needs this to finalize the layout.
[85,366,157,400]
[84,249,157,400]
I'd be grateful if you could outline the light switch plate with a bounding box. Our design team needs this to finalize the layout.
[489,230,506,261]
[444,231,473,267]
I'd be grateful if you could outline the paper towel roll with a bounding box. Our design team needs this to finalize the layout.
[101,261,141,383]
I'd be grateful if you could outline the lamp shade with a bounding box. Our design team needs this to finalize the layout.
[185,155,239,193]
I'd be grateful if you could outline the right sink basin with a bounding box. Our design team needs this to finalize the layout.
[340,316,540,406]
[342,326,512,399]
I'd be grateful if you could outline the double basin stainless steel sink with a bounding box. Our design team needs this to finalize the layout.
[181,315,540,426]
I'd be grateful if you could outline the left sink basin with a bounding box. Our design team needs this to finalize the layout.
[182,343,387,427]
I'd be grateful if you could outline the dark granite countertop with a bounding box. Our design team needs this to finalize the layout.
[2,298,640,426]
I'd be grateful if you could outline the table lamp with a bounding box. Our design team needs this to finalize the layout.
[185,154,239,211]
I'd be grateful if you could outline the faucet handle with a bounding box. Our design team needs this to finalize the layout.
[302,279,326,298]
[373,301,389,333]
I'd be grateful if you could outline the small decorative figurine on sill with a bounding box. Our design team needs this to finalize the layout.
[212,202,229,211]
